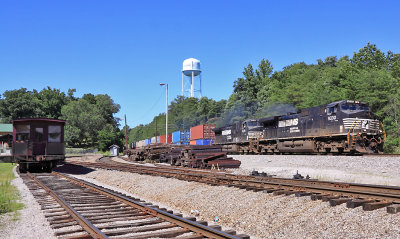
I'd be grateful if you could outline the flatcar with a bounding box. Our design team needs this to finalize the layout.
[13,118,66,172]
[214,100,384,154]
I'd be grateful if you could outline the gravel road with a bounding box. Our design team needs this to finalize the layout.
[228,155,400,186]
[73,167,400,239]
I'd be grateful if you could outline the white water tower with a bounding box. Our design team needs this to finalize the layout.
[182,58,202,98]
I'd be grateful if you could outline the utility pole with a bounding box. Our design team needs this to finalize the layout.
[124,114,128,149]
[155,119,157,143]
[160,83,168,144]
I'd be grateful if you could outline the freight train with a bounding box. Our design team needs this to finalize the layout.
[13,118,66,172]
[214,100,385,154]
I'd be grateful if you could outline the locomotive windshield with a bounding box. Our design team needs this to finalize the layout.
[247,121,260,127]
[341,103,369,111]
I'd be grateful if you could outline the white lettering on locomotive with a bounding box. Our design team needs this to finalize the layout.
[222,129,231,136]
[279,118,298,128]
[328,115,336,121]
[290,127,300,133]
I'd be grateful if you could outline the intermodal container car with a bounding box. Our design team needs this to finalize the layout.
[190,140,197,145]
[190,124,215,140]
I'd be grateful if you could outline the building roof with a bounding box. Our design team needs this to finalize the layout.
[0,124,12,133]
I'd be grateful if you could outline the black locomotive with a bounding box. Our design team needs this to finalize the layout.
[214,100,384,154]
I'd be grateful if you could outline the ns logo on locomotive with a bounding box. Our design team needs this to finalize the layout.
[214,100,384,154]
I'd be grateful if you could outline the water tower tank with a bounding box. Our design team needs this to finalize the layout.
[182,58,201,76]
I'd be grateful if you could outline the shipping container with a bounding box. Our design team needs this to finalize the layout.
[145,139,151,146]
[160,134,166,143]
[190,124,215,140]
[196,139,215,145]
[160,134,172,144]
[172,130,190,143]
[167,134,172,144]
[150,136,161,144]
[172,142,189,145]
[190,140,197,145]
[136,140,145,148]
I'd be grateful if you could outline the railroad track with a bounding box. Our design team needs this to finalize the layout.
[21,171,249,239]
[66,158,400,214]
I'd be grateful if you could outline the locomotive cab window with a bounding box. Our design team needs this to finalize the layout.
[48,125,62,143]
[327,105,338,115]
[15,125,30,141]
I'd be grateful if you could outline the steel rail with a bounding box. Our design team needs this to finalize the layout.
[53,171,243,239]
[26,172,109,239]
[70,160,400,193]
[66,161,400,204]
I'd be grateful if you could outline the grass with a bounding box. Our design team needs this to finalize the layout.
[0,163,24,216]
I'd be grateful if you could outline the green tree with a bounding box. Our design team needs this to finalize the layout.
[97,124,123,151]
[0,88,41,123]
[351,42,387,70]
[61,99,106,147]
[36,87,70,119]
[95,94,121,126]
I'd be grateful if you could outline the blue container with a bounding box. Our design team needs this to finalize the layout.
[172,130,190,144]
[196,139,214,145]
[145,139,151,146]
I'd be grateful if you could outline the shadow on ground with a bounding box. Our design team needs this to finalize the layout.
[54,164,95,175]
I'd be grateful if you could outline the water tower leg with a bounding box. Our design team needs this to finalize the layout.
[199,74,202,98]
[182,73,184,97]
[191,71,194,97]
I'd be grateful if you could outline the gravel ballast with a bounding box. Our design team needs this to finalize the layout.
[228,155,400,186]
[0,167,57,239]
[75,167,400,239]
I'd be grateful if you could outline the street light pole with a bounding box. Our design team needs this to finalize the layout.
[160,83,168,144]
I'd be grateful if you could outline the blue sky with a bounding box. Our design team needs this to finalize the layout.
[1,0,399,128]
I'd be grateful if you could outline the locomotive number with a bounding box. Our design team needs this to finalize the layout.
[328,115,336,121]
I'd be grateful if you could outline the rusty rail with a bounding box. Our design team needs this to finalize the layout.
[53,171,244,239]
[26,172,109,239]
[65,159,400,211]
